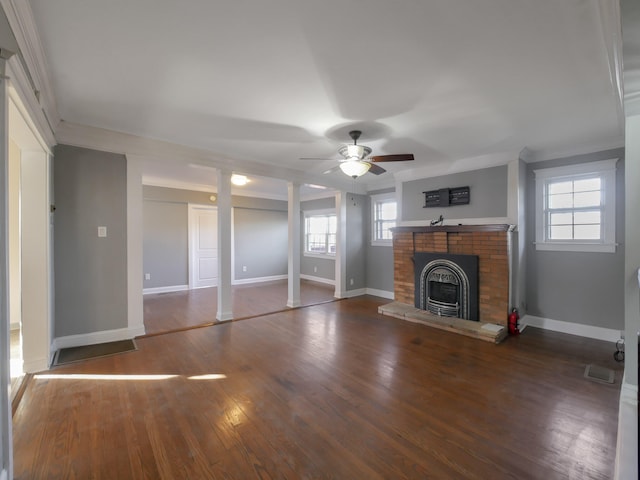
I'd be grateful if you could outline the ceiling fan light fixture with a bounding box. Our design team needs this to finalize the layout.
[339,160,370,178]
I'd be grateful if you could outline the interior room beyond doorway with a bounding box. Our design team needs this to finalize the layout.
[143,278,335,336]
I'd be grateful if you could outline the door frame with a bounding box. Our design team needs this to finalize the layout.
[8,92,52,374]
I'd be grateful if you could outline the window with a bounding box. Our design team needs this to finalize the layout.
[371,193,397,246]
[534,159,617,253]
[304,210,336,256]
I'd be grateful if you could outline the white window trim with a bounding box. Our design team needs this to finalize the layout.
[371,192,397,246]
[303,208,336,259]
[534,158,618,253]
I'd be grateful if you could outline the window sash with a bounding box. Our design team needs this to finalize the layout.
[543,175,603,242]
[372,196,396,244]
[304,213,336,255]
[534,158,617,253]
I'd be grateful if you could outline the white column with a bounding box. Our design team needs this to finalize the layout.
[621,0,639,391]
[623,114,640,388]
[126,155,145,336]
[287,182,301,308]
[614,3,639,477]
[216,169,233,321]
[615,113,640,480]
[0,54,14,480]
[507,157,527,314]
[19,149,50,372]
[334,191,347,298]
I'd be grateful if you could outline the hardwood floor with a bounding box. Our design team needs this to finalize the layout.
[143,279,336,335]
[13,296,622,479]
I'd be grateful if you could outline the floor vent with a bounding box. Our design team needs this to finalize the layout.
[584,364,615,384]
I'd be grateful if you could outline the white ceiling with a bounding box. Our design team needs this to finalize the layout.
[25,0,624,198]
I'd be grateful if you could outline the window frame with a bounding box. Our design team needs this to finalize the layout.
[371,192,397,246]
[303,209,337,258]
[534,159,617,253]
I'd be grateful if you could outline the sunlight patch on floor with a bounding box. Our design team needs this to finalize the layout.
[34,373,227,381]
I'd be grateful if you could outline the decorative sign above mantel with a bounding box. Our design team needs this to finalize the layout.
[423,186,470,208]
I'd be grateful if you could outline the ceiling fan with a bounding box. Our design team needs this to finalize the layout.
[300,130,414,178]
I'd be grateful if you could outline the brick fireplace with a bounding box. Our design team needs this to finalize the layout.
[380,224,514,342]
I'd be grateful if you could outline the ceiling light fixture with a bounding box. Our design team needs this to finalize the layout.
[231,174,248,186]
[339,160,370,179]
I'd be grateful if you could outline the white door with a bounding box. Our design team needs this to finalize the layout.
[189,205,218,288]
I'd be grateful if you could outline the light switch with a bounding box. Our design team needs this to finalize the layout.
[98,226,107,237]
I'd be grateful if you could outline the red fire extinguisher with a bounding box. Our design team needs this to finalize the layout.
[508,308,520,335]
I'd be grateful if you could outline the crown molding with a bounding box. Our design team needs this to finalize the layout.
[7,55,55,148]
[1,0,60,129]
[525,136,625,163]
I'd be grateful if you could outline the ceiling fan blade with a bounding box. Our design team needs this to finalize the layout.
[370,154,414,162]
[299,157,337,161]
[367,163,386,175]
[322,165,342,175]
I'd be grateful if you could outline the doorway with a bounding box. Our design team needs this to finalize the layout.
[7,93,52,388]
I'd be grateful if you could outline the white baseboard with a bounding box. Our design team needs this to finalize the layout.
[300,274,335,286]
[10,321,20,331]
[614,375,639,480]
[520,314,622,342]
[1,468,7,480]
[143,284,189,295]
[365,288,394,299]
[52,325,145,352]
[23,355,49,374]
[144,276,354,290]
[233,274,287,285]
[336,288,367,299]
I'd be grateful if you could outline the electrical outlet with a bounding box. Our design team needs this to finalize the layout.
[97,226,107,237]
[349,278,354,286]
[314,266,317,273]
[242,266,247,272]
[144,273,151,280]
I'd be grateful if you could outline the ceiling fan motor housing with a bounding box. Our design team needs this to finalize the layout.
[339,144,372,160]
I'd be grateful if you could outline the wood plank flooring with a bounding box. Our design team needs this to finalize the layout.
[13,296,622,479]
[143,279,336,335]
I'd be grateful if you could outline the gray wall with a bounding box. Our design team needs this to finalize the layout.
[525,148,625,329]
[142,186,288,288]
[234,207,287,280]
[143,201,188,288]
[366,189,396,293]
[365,246,394,293]
[402,165,508,221]
[345,193,367,291]
[54,144,128,337]
[301,196,336,280]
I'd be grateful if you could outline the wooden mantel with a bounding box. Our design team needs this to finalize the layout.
[391,224,513,234]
